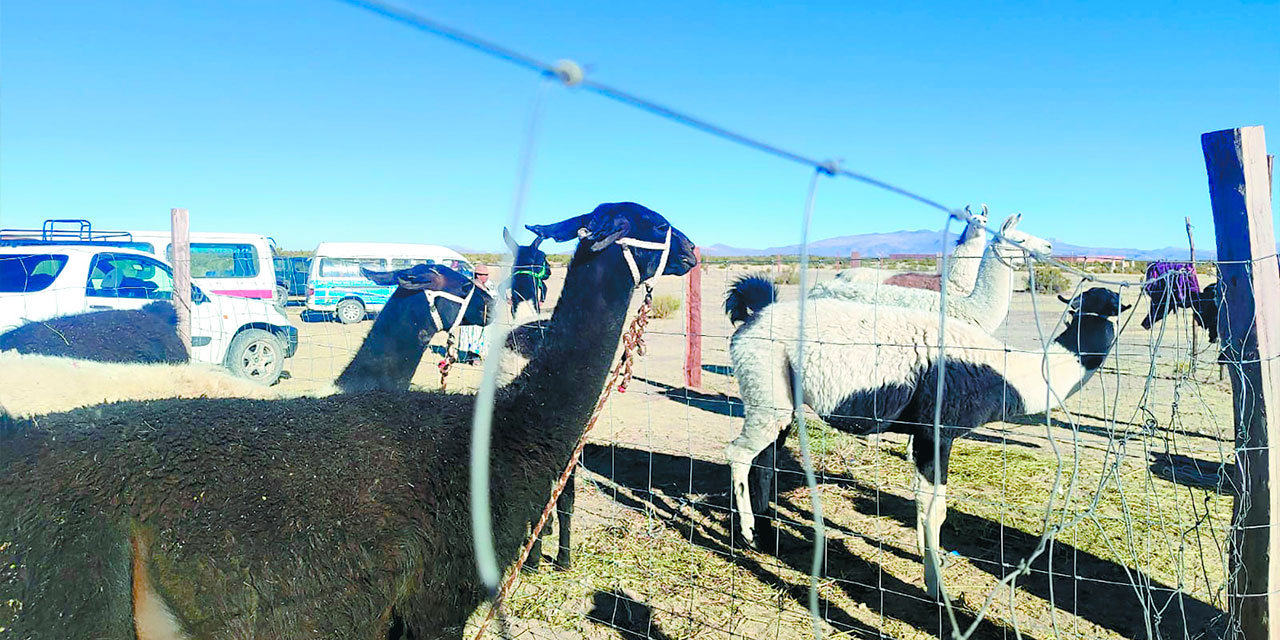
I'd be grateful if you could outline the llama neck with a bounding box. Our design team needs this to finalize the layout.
[943,229,986,296]
[1008,315,1115,414]
[335,291,435,392]
[958,243,1015,333]
[495,245,639,464]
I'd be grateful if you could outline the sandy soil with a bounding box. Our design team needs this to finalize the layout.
[273,263,1236,640]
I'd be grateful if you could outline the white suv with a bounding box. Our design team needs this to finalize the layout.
[0,245,298,385]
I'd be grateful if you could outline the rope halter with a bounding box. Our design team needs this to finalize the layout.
[425,283,477,334]
[510,263,551,281]
[613,226,673,286]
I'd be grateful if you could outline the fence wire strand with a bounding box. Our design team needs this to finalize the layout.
[296,2,1271,638]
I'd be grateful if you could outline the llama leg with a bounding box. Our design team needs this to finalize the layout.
[726,345,792,548]
[725,422,783,549]
[525,520,542,572]
[555,471,574,570]
[748,423,793,549]
[912,434,953,601]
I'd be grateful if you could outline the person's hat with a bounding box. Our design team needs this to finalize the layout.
[474,264,491,275]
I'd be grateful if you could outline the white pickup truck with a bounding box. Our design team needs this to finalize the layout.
[0,245,298,385]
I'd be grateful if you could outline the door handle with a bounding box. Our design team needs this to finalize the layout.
[90,305,111,310]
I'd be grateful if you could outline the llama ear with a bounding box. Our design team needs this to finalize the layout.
[361,266,400,286]
[1121,303,1133,311]
[590,221,630,252]
[527,213,595,242]
[503,228,520,255]
[530,236,544,250]
[1001,213,1022,234]
[1057,293,1073,305]
[397,267,447,291]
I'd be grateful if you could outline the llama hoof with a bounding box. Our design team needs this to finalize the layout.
[554,556,572,571]
[522,556,542,573]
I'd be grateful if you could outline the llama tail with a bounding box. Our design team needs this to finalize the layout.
[724,274,778,325]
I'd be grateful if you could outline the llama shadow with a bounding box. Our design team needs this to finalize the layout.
[1148,452,1238,496]
[580,444,1026,639]
[580,442,1225,640]
[585,589,675,640]
[299,309,332,323]
[630,376,743,418]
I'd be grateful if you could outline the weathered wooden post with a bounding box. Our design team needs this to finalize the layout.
[1202,126,1280,639]
[170,208,192,355]
[684,247,702,390]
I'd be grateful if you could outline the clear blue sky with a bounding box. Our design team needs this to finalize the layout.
[1,0,1276,252]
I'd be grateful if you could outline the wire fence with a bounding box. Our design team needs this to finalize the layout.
[0,2,1275,639]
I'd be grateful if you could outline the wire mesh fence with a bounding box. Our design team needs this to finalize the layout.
[0,3,1275,640]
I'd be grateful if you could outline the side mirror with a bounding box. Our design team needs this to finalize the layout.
[192,286,209,305]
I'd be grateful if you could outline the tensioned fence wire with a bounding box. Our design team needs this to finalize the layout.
[330,2,1263,638]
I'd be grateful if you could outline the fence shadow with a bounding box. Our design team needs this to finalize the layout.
[580,441,1225,640]
[1148,451,1238,496]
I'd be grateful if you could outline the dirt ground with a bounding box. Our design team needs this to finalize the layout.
[275,263,1236,640]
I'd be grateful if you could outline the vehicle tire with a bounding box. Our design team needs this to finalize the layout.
[225,329,285,385]
[275,285,288,309]
[335,298,365,324]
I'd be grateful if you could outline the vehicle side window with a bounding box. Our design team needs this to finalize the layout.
[0,254,68,292]
[448,260,474,278]
[86,253,174,300]
[389,258,433,270]
[319,257,385,278]
[167,243,259,279]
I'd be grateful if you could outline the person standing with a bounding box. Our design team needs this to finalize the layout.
[455,264,498,363]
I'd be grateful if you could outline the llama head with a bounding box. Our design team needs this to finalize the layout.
[1058,287,1130,318]
[361,263,493,335]
[957,204,988,245]
[526,202,698,282]
[992,213,1053,267]
[503,227,551,316]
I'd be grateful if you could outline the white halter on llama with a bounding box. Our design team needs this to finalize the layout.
[425,284,476,333]
[612,226,673,286]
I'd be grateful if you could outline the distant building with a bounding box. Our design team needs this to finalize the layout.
[848,250,861,267]
[1058,255,1129,268]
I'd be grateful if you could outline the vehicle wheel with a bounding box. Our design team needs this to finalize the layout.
[275,285,288,309]
[225,329,284,385]
[335,298,365,324]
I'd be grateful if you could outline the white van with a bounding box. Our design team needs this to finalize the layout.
[0,222,280,305]
[306,242,472,324]
[124,230,278,303]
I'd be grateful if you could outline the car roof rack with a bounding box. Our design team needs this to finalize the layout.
[0,219,137,246]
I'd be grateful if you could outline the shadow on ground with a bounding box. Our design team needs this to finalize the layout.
[586,589,676,640]
[580,438,1226,640]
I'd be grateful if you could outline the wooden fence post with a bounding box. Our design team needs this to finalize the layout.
[684,247,702,390]
[170,208,192,355]
[1202,126,1280,640]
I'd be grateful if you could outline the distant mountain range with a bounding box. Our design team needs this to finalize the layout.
[699,229,1249,261]
[460,228,1280,262]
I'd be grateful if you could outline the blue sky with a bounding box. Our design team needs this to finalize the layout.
[1,0,1276,252]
